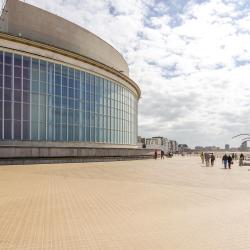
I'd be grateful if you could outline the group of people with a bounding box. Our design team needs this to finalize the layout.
[154,150,173,160]
[200,152,215,167]
[200,152,245,169]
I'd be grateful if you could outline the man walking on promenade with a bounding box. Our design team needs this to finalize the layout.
[205,152,210,167]
[200,152,205,164]
[161,150,164,159]
[228,154,233,169]
[239,153,244,166]
[211,153,215,166]
[154,150,157,160]
[222,154,228,169]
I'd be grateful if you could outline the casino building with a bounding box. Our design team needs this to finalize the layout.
[0,0,149,163]
[0,0,140,145]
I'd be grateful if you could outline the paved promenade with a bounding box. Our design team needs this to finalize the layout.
[1,156,250,250]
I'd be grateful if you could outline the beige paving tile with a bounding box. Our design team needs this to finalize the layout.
[0,156,250,249]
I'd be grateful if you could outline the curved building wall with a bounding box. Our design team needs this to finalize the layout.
[0,49,138,145]
[1,0,129,76]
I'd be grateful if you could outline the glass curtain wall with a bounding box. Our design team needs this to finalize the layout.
[0,50,138,144]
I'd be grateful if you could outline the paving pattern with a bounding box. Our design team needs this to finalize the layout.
[1,156,250,250]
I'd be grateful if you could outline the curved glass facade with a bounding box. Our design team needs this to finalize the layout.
[0,50,138,144]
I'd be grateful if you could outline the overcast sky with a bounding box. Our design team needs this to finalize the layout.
[4,0,250,147]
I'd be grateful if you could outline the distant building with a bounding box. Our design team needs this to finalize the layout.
[178,144,189,152]
[168,140,178,153]
[225,144,230,151]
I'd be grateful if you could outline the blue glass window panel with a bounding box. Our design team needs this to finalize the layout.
[90,113,95,127]
[39,123,46,140]
[5,64,12,76]
[86,94,90,102]
[14,121,21,139]
[14,90,21,102]
[86,102,90,112]
[68,126,73,141]
[31,122,38,140]
[74,100,80,109]
[74,126,79,141]
[5,53,12,64]
[62,109,67,123]
[69,78,74,88]
[0,88,2,100]
[23,57,30,68]
[31,105,39,121]
[23,91,30,103]
[32,81,39,92]
[4,120,11,139]
[40,83,46,93]
[75,70,80,80]
[40,71,46,82]
[90,75,95,93]
[55,97,61,107]
[40,60,46,71]
[62,87,67,97]
[0,51,3,63]
[68,88,74,98]
[80,72,85,88]
[23,103,30,120]
[62,125,67,140]
[90,102,94,112]
[4,88,12,101]
[23,78,30,91]
[55,109,61,123]
[32,58,39,69]
[86,112,90,126]
[55,124,61,140]
[55,85,61,96]
[86,73,90,92]
[39,106,46,123]
[69,68,74,79]
[62,66,68,76]
[14,66,21,78]
[75,79,80,89]
[55,64,61,75]
[14,55,22,66]
[68,99,74,108]
[32,69,39,81]
[90,127,95,141]
[0,64,3,76]
[31,93,39,104]
[55,74,61,85]
[74,111,79,123]
[62,98,67,108]
[62,76,67,87]
[86,127,90,141]
[23,121,30,140]
[68,110,73,124]
[14,77,21,89]
[75,89,80,99]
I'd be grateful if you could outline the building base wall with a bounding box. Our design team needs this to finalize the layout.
[0,142,155,165]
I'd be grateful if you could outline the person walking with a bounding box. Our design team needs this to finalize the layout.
[200,152,205,164]
[211,153,215,166]
[228,154,233,169]
[222,154,228,169]
[205,152,210,167]
[239,153,244,167]
[154,150,157,160]
[161,150,164,159]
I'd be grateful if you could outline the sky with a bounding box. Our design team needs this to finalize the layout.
[3,0,250,148]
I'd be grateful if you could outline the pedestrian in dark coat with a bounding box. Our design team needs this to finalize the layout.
[228,155,233,169]
[222,154,228,169]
